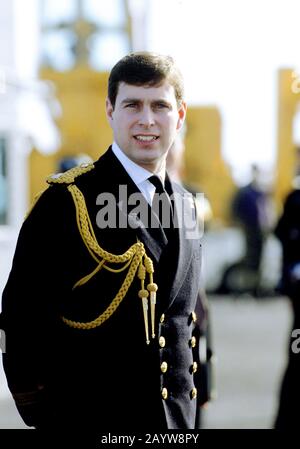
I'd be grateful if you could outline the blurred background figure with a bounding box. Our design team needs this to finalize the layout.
[166,130,213,228]
[231,164,272,271]
[215,164,275,296]
[57,152,93,173]
[274,178,300,428]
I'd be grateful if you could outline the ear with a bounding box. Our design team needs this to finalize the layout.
[176,101,187,131]
[105,97,114,123]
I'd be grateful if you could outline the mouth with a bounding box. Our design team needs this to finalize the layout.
[133,135,159,142]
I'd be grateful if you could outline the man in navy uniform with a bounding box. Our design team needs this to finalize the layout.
[1,52,211,430]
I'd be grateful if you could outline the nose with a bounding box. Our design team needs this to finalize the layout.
[138,106,155,127]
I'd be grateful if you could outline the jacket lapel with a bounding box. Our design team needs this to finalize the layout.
[164,178,199,309]
[92,147,167,264]
[80,148,199,311]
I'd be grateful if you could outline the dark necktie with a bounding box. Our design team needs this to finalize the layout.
[148,175,174,231]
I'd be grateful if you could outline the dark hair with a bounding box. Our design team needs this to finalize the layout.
[108,52,184,108]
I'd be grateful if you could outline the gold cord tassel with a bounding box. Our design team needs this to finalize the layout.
[144,256,158,339]
[148,283,158,338]
[141,296,150,344]
[29,167,161,341]
[57,184,159,343]
[138,262,150,344]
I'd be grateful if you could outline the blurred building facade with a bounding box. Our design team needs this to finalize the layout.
[185,107,235,224]
[30,0,133,198]
[1,0,299,295]
[0,0,60,295]
[276,68,300,209]
[29,0,236,227]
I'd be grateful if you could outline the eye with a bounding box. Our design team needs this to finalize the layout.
[125,103,138,109]
[154,102,169,110]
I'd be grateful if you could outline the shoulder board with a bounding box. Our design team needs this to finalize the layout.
[46,162,95,185]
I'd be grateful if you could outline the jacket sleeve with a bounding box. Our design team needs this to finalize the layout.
[193,288,216,409]
[1,186,70,427]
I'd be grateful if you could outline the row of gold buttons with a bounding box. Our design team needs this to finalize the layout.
[160,359,197,375]
[161,387,198,400]
[159,312,198,401]
[190,336,196,348]
[190,312,198,398]
[160,319,168,399]
[159,314,168,399]
[160,311,196,326]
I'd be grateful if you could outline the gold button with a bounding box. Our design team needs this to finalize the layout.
[160,361,168,373]
[190,387,197,399]
[161,387,168,400]
[160,314,165,323]
[192,362,198,373]
[190,336,196,348]
[159,336,166,348]
[191,311,197,323]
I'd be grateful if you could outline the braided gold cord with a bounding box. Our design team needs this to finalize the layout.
[62,184,157,331]
[46,163,94,185]
[25,163,95,221]
[25,162,158,333]
[68,185,137,263]
[62,247,145,329]
[72,259,106,290]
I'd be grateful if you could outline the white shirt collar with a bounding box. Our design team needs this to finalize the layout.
[111,142,166,205]
[111,142,166,186]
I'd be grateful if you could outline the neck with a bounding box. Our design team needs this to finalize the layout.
[145,159,166,175]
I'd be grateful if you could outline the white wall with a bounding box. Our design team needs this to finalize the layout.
[147,0,300,184]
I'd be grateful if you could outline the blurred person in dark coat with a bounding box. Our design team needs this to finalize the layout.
[0,52,209,432]
[231,164,271,272]
[274,178,300,429]
[217,164,273,295]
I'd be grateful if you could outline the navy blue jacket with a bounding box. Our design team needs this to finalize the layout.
[1,148,207,430]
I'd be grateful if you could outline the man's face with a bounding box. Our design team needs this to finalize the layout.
[106,81,186,172]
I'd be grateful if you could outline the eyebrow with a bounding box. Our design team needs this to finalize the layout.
[120,98,172,107]
[121,98,141,105]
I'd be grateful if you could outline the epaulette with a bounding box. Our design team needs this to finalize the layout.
[46,162,95,185]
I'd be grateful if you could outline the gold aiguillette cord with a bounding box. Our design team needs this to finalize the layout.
[138,257,158,344]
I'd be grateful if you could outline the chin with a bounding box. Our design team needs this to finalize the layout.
[134,148,163,159]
